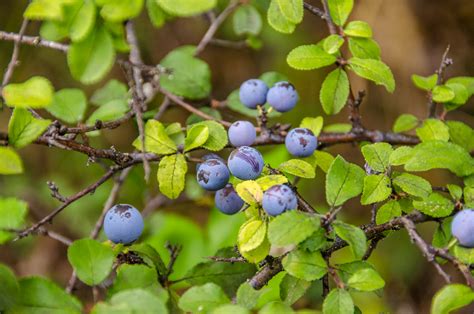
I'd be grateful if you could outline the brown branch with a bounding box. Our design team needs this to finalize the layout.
[249,256,284,290]
[428,45,452,118]
[303,2,326,19]
[47,181,67,203]
[320,0,337,35]
[207,256,247,263]
[209,38,248,49]
[0,30,69,52]
[2,19,29,88]
[37,227,72,246]
[194,0,242,56]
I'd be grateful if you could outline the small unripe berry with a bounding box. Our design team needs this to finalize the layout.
[104,204,144,244]
[228,121,256,147]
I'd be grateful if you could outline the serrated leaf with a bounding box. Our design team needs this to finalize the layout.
[300,116,324,136]
[333,221,367,260]
[192,120,228,151]
[158,0,216,17]
[108,264,165,297]
[412,192,454,218]
[67,25,115,84]
[0,197,28,244]
[268,211,320,246]
[393,114,419,133]
[2,76,54,108]
[97,0,144,22]
[453,245,474,265]
[279,159,315,178]
[86,99,129,134]
[348,37,380,60]
[446,76,474,97]
[392,173,432,199]
[375,200,401,225]
[347,268,384,291]
[327,0,353,26]
[320,68,350,115]
[233,5,262,36]
[446,121,474,152]
[389,146,414,166]
[416,118,449,142]
[0,264,19,312]
[239,236,270,264]
[236,181,263,205]
[444,83,469,111]
[133,120,177,154]
[314,150,335,173]
[280,274,310,305]
[93,289,167,313]
[184,124,209,152]
[146,0,167,28]
[69,0,96,42]
[404,141,474,177]
[432,85,455,103]
[23,0,65,21]
[323,34,344,54]
[287,44,337,70]
[267,0,297,34]
[256,175,288,190]
[431,284,474,314]
[157,154,187,199]
[411,74,438,91]
[361,174,392,205]
[344,21,372,38]
[277,0,303,24]
[8,108,51,148]
[323,288,354,314]
[236,283,263,310]
[282,249,327,281]
[326,156,365,206]
[238,219,267,252]
[90,79,128,106]
[47,88,87,123]
[349,58,395,93]
[0,148,23,175]
[67,239,115,286]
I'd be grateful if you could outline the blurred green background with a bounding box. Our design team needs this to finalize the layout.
[0,0,473,312]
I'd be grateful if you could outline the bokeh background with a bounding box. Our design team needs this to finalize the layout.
[1,0,473,312]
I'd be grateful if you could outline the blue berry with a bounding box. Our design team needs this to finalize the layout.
[228,146,264,180]
[451,209,474,247]
[196,159,230,191]
[262,185,297,216]
[196,153,225,172]
[228,121,256,147]
[267,81,298,112]
[239,79,269,109]
[215,184,244,215]
[104,204,144,244]
[285,128,318,157]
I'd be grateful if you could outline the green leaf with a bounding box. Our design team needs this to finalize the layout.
[160,46,211,99]
[446,76,474,97]
[453,245,474,265]
[465,186,474,208]
[326,156,365,206]
[93,289,167,313]
[268,211,320,246]
[432,85,455,103]
[389,146,414,166]
[347,268,384,291]
[233,5,262,36]
[348,37,380,60]
[411,73,438,91]
[86,99,129,133]
[185,255,257,297]
[267,0,297,34]
[90,80,128,107]
[236,181,263,205]
[98,0,144,22]
[238,219,267,252]
[348,58,395,93]
[323,34,345,54]
[404,141,474,177]
[393,114,419,133]
[236,282,263,310]
[157,154,187,199]
[431,284,474,314]
[314,150,335,173]
[322,288,354,314]
[300,116,324,136]
[178,283,229,313]
[0,148,23,175]
[0,264,19,311]
[282,249,327,281]
[23,0,65,21]
[67,25,115,84]
[108,264,164,297]
[2,76,54,108]
[279,159,315,178]
[416,118,450,142]
[432,218,452,249]
[412,192,454,218]
[0,197,28,244]
[68,0,96,42]
[47,89,87,124]
[260,301,294,314]
[320,68,350,115]
[375,200,401,225]
[277,0,303,24]
[324,123,352,133]
[447,184,463,201]
[212,304,249,314]
[327,0,353,26]
[344,21,372,38]
[67,239,114,286]
[333,221,367,260]
[157,0,216,17]
[280,274,311,305]
[40,20,69,41]
[361,174,392,205]
[133,120,177,154]
[146,0,167,28]
[12,277,82,313]
[361,142,393,172]
[8,108,51,149]
[287,44,337,70]
[392,173,432,199]
[256,175,288,190]
[444,83,469,110]
[446,121,474,152]
[194,120,228,151]
[184,124,209,152]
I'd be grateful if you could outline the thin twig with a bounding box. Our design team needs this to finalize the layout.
[2,19,29,88]
[0,30,69,52]
[428,45,452,118]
